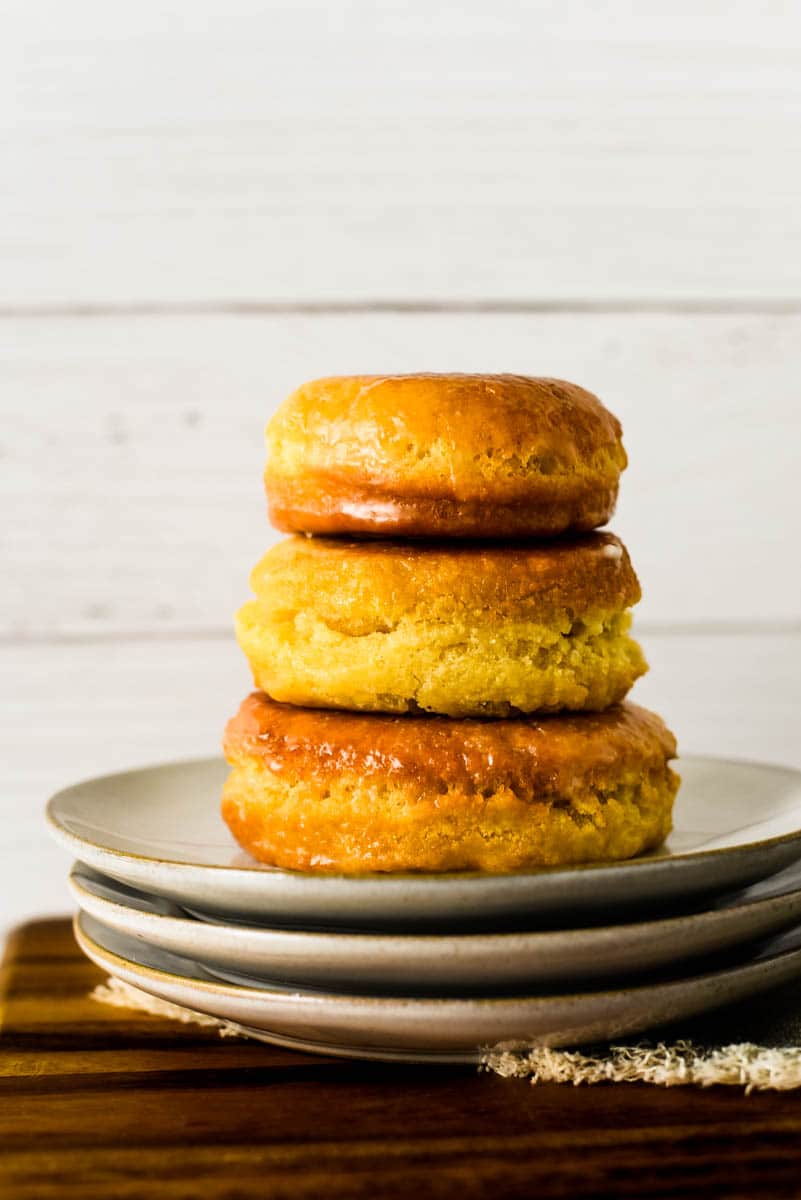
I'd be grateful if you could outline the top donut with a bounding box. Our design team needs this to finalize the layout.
[265,373,626,539]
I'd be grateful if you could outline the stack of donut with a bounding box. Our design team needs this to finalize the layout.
[222,374,679,874]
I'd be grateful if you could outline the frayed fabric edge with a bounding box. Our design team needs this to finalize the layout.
[481,1041,801,1093]
[91,977,249,1040]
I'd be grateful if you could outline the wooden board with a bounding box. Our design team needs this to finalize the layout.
[3,918,801,1199]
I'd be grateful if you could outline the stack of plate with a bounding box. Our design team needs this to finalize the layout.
[47,754,801,1063]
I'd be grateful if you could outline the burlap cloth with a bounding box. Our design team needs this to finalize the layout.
[92,972,801,1092]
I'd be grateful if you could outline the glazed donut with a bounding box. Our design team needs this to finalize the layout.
[235,531,647,717]
[222,695,678,874]
[264,374,627,538]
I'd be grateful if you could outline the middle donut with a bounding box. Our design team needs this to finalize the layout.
[236,532,647,718]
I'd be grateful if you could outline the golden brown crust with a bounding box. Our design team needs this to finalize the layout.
[225,693,675,798]
[237,532,647,716]
[265,374,627,538]
[248,532,641,632]
[222,695,679,872]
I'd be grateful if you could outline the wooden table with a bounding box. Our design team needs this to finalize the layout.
[2,919,801,1198]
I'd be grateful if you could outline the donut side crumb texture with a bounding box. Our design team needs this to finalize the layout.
[264,374,627,536]
[222,697,678,873]
[221,764,675,873]
[236,533,646,716]
[237,604,646,716]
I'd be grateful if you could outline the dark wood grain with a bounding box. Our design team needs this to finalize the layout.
[3,920,801,1199]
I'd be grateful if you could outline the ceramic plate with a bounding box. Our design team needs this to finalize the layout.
[50,756,801,929]
[70,861,801,993]
[75,911,801,1063]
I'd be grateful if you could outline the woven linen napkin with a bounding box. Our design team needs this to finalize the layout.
[91,972,801,1092]
[483,975,801,1090]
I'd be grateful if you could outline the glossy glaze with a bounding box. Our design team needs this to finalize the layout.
[247,531,641,629]
[224,696,677,797]
[265,373,626,537]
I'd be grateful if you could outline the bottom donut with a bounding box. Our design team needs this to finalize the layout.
[222,694,679,874]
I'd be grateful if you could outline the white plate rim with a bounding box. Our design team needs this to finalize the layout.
[76,910,801,1061]
[74,908,801,1013]
[68,860,801,979]
[47,752,801,886]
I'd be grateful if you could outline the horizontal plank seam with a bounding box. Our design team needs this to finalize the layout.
[1,1124,798,1156]
[2,622,799,647]
[3,299,801,318]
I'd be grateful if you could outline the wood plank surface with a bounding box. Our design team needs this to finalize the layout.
[2,918,801,1199]
[3,311,800,635]
[3,2,801,306]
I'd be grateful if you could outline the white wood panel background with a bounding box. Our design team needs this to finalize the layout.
[2,0,801,305]
[2,1,800,935]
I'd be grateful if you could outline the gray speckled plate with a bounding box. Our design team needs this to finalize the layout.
[70,860,801,993]
[49,756,801,929]
[75,911,801,1063]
